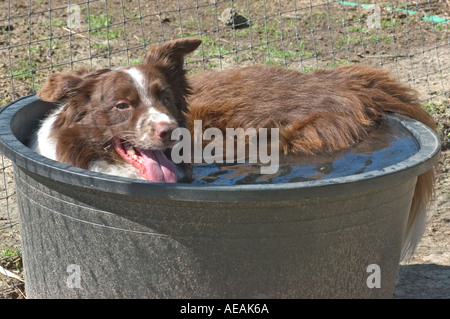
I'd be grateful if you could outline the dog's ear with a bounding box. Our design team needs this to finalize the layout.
[50,69,113,127]
[145,37,202,70]
[38,69,112,103]
[37,72,84,103]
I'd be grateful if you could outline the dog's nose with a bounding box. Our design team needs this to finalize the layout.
[155,121,177,141]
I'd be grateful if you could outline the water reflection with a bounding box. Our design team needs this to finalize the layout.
[185,123,419,185]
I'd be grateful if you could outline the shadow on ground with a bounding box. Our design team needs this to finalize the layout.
[394,264,450,299]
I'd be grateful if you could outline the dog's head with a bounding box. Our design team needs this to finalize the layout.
[37,38,201,182]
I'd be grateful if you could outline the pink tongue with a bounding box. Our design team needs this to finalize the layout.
[138,149,178,183]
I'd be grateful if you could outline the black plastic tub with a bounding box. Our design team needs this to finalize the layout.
[0,95,441,298]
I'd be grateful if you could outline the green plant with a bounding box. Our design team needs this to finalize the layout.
[344,35,362,44]
[348,26,371,34]
[258,39,313,65]
[348,26,361,32]
[194,36,234,59]
[41,18,65,28]
[86,14,123,40]
[327,59,352,67]
[301,66,319,73]
[129,58,144,65]
[423,101,448,115]
[423,101,450,140]
[380,18,401,28]
[92,42,109,50]
[29,45,41,57]
[1,248,20,258]
[12,59,38,80]
[434,23,443,31]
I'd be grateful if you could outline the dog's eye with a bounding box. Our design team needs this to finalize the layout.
[115,102,130,110]
[161,97,170,107]
[75,111,87,122]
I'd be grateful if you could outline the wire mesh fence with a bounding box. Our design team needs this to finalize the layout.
[0,0,449,298]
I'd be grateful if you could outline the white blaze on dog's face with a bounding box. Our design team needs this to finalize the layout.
[124,67,177,146]
[35,38,202,182]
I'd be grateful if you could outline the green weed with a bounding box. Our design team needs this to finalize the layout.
[41,19,65,28]
[85,14,123,40]
[424,101,448,115]
[1,248,20,258]
[129,58,144,65]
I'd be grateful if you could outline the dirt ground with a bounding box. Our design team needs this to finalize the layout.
[394,149,450,298]
[0,0,449,299]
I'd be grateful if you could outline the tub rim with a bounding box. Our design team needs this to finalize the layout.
[0,94,441,201]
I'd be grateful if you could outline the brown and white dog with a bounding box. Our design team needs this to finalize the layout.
[31,38,202,182]
[32,38,437,257]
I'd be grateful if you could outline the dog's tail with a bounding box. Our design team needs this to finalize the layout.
[336,66,437,259]
[334,66,436,129]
